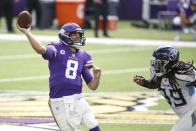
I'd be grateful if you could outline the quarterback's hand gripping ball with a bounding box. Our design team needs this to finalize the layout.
[133,75,145,86]
[17,11,32,29]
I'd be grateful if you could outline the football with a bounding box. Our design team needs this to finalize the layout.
[17,11,32,29]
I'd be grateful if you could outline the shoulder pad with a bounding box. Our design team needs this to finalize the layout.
[175,69,196,82]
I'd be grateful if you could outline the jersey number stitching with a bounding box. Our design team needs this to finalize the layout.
[160,88,187,107]
[65,60,78,79]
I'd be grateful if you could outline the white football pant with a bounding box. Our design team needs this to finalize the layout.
[49,94,98,131]
[171,107,196,131]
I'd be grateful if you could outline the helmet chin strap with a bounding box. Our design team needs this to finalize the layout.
[60,39,69,46]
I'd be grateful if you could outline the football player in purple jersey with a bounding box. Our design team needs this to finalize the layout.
[133,45,196,131]
[16,22,102,131]
[173,0,196,41]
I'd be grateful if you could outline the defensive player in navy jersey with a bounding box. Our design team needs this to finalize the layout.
[16,22,102,131]
[133,45,196,131]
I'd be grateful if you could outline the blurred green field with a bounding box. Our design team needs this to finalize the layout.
[0,20,196,131]
[0,41,195,93]
[0,19,194,40]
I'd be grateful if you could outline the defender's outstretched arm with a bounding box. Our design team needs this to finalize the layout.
[133,75,158,89]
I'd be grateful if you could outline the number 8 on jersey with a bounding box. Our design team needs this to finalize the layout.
[65,60,78,79]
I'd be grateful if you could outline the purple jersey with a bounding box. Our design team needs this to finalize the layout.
[42,42,93,98]
[181,5,196,23]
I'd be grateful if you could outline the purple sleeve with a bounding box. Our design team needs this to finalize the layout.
[82,67,93,84]
[183,6,194,19]
[84,51,93,69]
[42,46,56,60]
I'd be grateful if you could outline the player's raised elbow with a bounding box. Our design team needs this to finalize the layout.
[35,46,46,54]
[88,84,98,91]
[87,80,99,91]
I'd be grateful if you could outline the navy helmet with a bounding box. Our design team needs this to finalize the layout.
[58,23,86,49]
[150,45,179,77]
